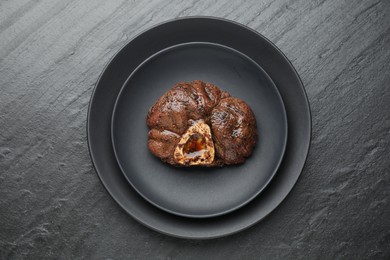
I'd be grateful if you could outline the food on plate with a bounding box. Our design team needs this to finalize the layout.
[147,80,257,167]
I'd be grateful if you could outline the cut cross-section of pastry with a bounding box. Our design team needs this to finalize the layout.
[174,120,215,166]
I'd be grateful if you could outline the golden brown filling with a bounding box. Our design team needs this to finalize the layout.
[183,133,207,157]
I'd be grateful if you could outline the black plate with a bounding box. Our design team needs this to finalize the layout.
[111,42,287,218]
[88,17,311,239]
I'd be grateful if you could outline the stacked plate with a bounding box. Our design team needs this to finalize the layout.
[87,17,311,239]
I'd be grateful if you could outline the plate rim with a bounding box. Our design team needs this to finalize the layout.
[87,16,312,239]
[110,41,288,218]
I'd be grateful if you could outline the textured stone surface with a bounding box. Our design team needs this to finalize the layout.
[1,0,389,259]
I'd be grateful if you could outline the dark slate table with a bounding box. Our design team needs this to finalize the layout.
[1,0,389,259]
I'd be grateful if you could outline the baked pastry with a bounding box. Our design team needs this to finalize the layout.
[147,80,257,166]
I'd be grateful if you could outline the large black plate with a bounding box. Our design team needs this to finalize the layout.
[88,17,311,239]
[111,42,287,218]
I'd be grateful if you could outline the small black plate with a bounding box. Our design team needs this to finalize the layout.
[111,42,287,218]
[88,17,311,239]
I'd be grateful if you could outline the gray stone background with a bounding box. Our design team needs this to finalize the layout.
[0,0,389,259]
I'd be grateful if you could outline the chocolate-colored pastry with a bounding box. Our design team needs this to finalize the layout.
[147,80,257,167]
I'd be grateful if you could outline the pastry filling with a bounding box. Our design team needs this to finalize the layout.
[174,120,215,165]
